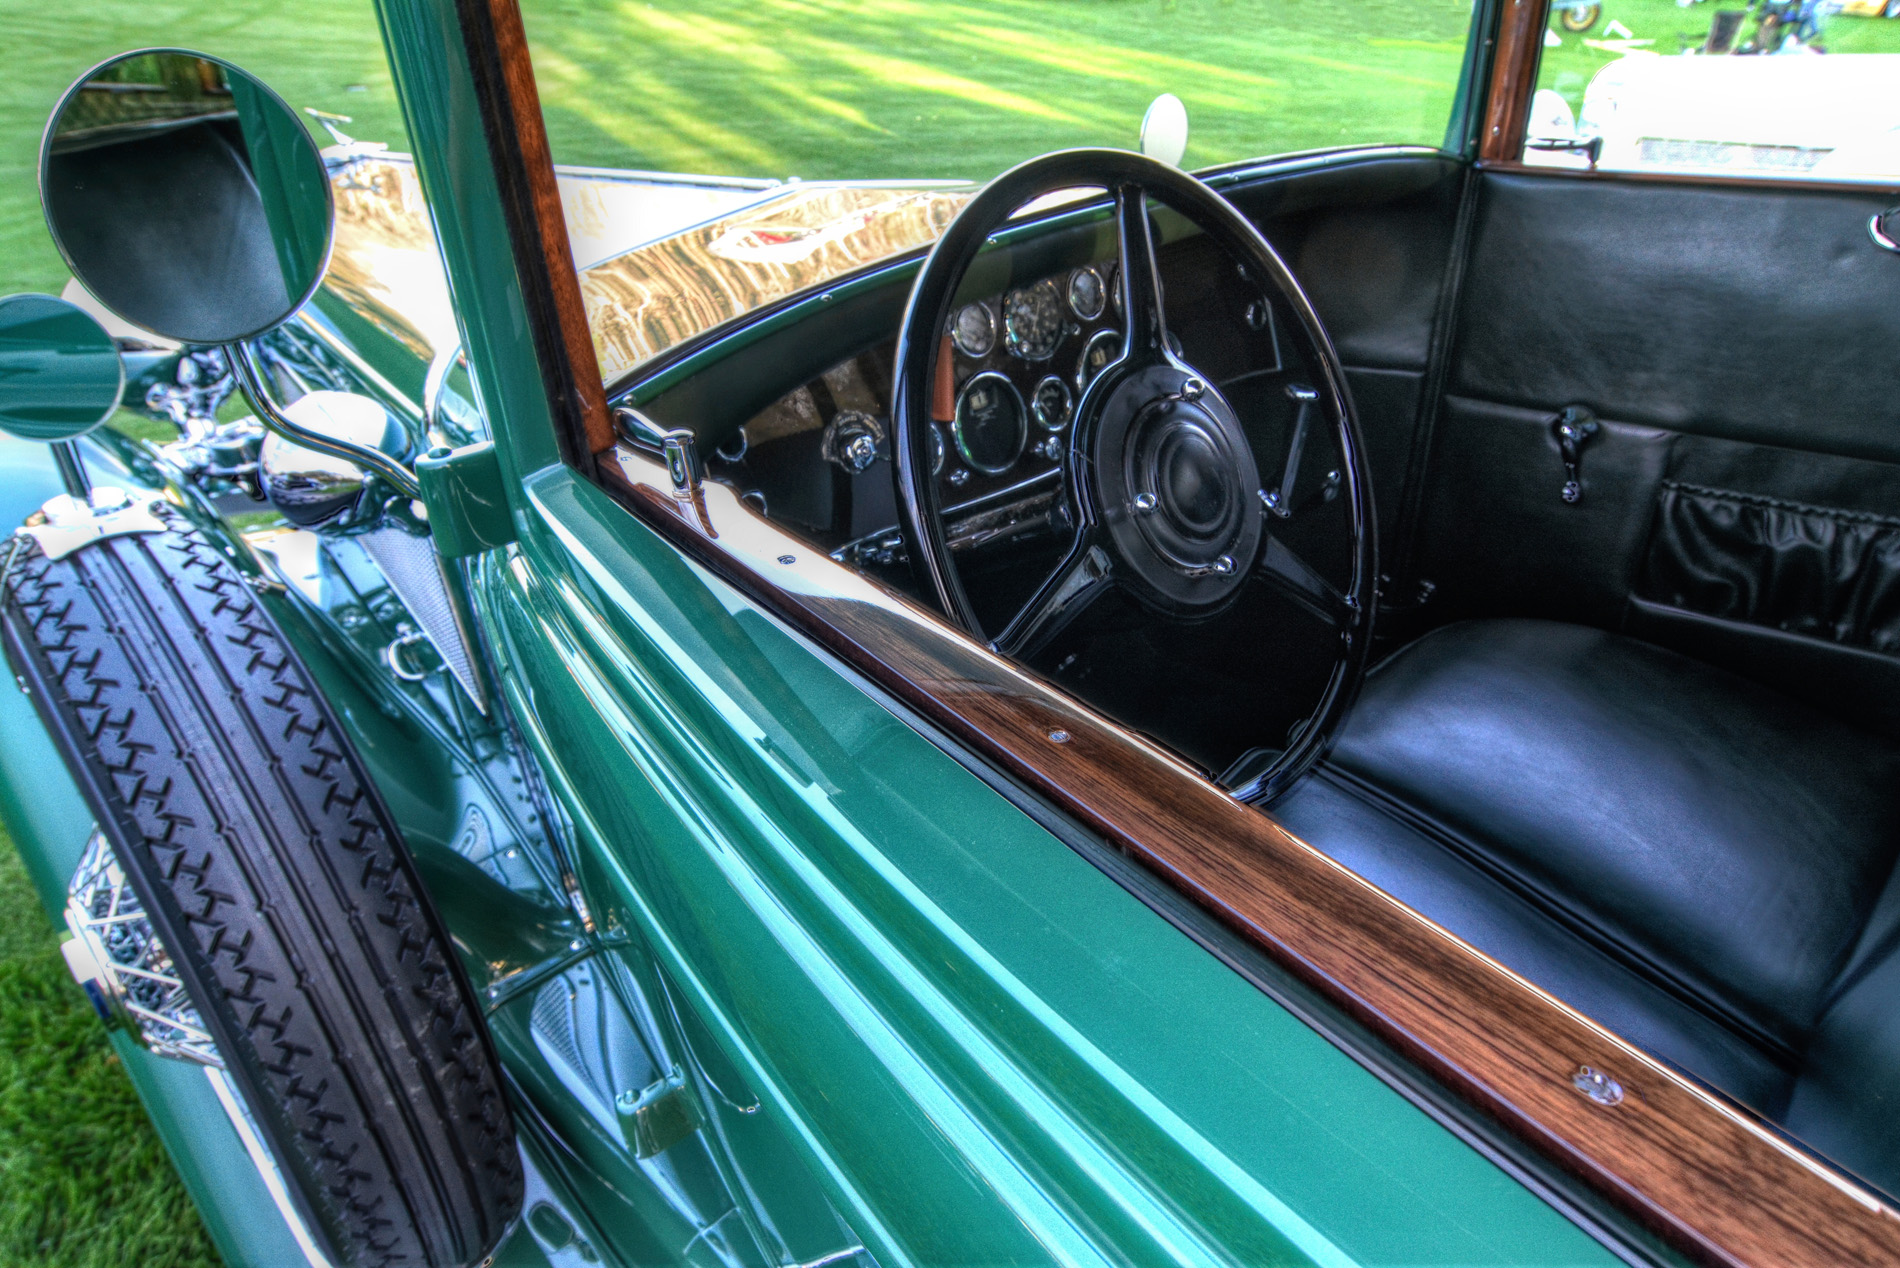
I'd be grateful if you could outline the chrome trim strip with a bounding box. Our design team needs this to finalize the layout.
[828,467,1062,563]
[205,1066,335,1268]
[945,465,1061,515]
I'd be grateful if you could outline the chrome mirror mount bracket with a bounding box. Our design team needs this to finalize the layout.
[229,342,422,503]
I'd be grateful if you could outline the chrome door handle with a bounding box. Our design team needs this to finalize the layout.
[1870,208,1900,255]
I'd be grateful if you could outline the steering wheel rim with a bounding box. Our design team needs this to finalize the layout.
[892,149,1376,804]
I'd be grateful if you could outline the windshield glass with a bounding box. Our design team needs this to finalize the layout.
[521,0,1474,380]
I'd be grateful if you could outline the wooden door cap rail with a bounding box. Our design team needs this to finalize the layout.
[600,445,1900,1267]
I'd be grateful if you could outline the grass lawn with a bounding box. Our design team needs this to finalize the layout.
[3,0,1899,1260]
[0,0,411,299]
[0,0,1478,298]
[521,0,1474,181]
[0,833,218,1266]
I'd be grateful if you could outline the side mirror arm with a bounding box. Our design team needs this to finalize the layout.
[230,343,421,502]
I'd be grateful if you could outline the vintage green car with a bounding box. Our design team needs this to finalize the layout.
[3,2,1900,1265]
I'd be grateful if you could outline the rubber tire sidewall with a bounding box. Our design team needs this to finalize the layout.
[2,510,521,1268]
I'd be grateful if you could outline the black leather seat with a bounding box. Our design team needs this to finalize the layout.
[1273,618,1900,1196]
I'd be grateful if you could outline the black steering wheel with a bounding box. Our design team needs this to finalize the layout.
[892,149,1376,804]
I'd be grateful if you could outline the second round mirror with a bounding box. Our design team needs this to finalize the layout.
[39,49,334,346]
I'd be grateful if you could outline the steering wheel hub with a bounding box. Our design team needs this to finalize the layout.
[1095,364,1261,612]
[1154,427,1229,533]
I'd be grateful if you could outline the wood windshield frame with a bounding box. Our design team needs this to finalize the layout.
[456,0,1900,1262]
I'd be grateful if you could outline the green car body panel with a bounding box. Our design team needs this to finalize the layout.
[0,0,1650,1263]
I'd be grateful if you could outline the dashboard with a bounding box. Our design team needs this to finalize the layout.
[605,153,1448,781]
[940,263,1121,480]
[699,233,1289,613]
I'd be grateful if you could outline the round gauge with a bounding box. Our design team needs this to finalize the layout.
[1068,266,1106,321]
[1106,263,1122,317]
[951,302,996,358]
[929,421,946,476]
[1032,375,1072,431]
[952,372,1027,475]
[1077,328,1122,393]
[1003,279,1064,361]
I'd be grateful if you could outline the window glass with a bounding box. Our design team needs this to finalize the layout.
[1523,0,1900,180]
[519,0,1475,378]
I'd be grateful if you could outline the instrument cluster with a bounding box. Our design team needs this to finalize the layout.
[935,262,1124,493]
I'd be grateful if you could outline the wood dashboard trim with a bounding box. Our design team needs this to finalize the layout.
[597,444,1900,1268]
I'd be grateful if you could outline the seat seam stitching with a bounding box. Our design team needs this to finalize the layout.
[1313,762,1807,1069]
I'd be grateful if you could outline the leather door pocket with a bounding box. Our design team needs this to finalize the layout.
[1638,481,1900,654]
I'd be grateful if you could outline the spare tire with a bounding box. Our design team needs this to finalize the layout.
[1,502,521,1268]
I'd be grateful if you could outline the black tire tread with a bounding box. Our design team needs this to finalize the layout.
[2,510,520,1268]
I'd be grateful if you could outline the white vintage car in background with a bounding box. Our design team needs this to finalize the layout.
[1527,52,1900,179]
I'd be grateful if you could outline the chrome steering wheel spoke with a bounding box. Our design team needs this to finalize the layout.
[1256,532,1352,629]
[1115,183,1170,366]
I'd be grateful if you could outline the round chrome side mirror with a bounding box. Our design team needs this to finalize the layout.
[40,48,333,346]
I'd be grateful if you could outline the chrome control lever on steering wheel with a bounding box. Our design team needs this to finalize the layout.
[1261,382,1318,518]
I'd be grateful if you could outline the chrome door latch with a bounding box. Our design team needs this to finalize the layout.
[1550,405,1599,505]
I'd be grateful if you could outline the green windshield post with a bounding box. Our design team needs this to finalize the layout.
[374,0,566,493]
[1445,0,1502,155]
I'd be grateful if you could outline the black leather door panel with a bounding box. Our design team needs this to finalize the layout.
[1409,170,1900,728]
[1416,396,1672,626]
[1640,481,1900,654]
[1452,174,1900,464]
[1223,150,1464,559]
